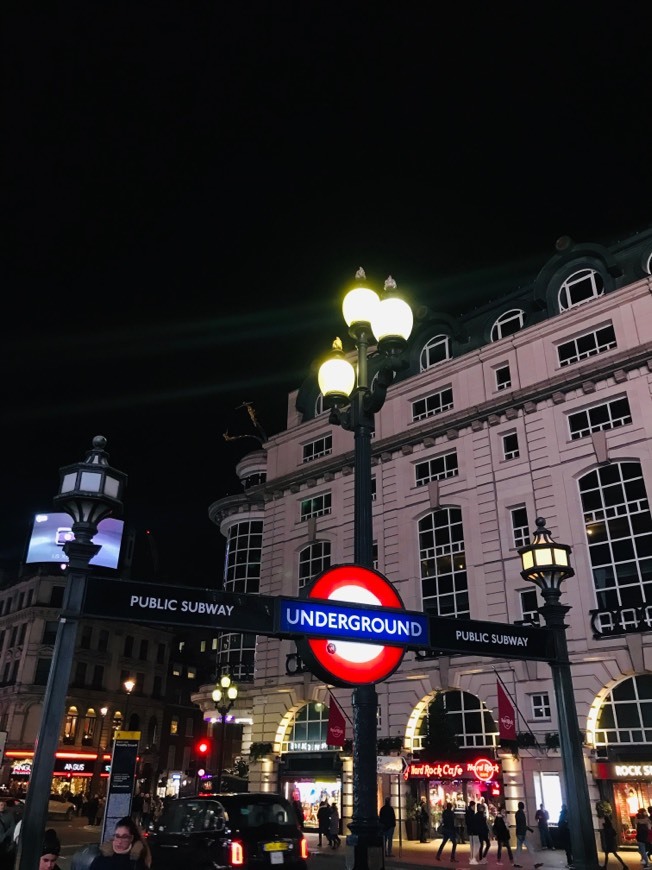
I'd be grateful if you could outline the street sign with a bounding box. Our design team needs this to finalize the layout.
[377,755,407,775]
[293,565,410,687]
[82,577,276,634]
[424,614,553,661]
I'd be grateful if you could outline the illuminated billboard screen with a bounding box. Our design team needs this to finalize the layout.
[25,513,124,569]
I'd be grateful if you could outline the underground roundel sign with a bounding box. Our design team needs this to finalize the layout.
[292,564,408,687]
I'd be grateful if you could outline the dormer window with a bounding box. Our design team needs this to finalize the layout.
[490,309,525,342]
[558,268,604,311]
[420,335,451,371]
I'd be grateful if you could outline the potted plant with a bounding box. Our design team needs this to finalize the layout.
[377,736,403,753]
[545,732,560,750]
[404,793,420,840]
[249,741,274,761]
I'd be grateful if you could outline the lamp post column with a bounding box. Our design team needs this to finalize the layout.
[217,712,228,790]
[349,329,381,870]
[540,591,599,870]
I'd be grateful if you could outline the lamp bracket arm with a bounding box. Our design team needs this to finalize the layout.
[364,357,399,415]
[329,406,353,431]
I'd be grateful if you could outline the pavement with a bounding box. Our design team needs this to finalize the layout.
[302,832,641,870]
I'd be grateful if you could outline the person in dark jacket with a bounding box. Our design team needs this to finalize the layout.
[476,804,491,862]
[558,804,573,868]
[419,799,430,843]
[466,801,479,864]
[602,815,627,869]
[493,809,514,866]
[635,807,650,870]
[0,800,16,870]
[317,800,332,848]
[378,797,396,857]
[436,802,458,862]
[515,801,534,859]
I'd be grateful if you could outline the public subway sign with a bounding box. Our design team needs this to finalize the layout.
[426,614,553,661]
[405,757,501,781]
[83,577,277,635]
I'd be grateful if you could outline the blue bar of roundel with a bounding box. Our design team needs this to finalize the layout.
[279,600,428,646]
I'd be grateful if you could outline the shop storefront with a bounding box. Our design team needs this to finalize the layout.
[279,751,343,831]
[593,761,652,847]
[3,750,111,797]
[405,756,503,840]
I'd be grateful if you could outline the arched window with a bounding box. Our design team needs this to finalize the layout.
[63,706,78,744]
[491,309,525,342]
[558,268,604,311]
[420,335,451,371]
[148,716,158,746]
[645,251,652,276]
[419,508,469,618]
[315,394,325,416]
[595,675,652,746]
[579,462,652,610]
[282,701,331,752]
[82,708,97,746]
[216,631,257,681]
[299,541,332,589]
[416,690,498,750]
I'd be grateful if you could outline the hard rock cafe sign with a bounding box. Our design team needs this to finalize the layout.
[405,757,501,782]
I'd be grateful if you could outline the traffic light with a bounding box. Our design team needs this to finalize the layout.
[195,738,212,757]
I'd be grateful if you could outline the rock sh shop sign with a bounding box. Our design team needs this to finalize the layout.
[405,757,501,782]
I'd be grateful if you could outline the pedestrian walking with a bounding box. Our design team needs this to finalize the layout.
[515,801,534,858]
[379,796,396,857]
[601,815,626,869]
[329,802,341,849]
[436,802,458,862]
[317,800,331,848]
[419,799,430,842]
[493,808,514,866]
[558,805,573,868]
[466,801,479,864]
[86,795,99,827]
[535,803,554,850]
[476,804,491,863]
[635,807,651,869]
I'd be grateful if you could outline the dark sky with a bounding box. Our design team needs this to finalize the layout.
[2,4,651,582]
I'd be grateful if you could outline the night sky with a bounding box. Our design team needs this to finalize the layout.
[2,4,651,582]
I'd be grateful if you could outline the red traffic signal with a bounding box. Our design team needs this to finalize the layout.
[195,738,211,756]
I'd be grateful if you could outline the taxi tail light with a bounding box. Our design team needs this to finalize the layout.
[299,835,309,859]
[230,840,245,866]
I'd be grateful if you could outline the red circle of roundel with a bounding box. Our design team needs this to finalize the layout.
[306,564,405,685]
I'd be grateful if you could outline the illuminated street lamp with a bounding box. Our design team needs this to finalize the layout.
[18,436,126,870]
[519,518,599,870]
[318,270,412,870]
[212,675,238,790]
[123,678,136,730]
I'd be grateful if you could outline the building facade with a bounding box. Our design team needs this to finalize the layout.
[195,228,652,844]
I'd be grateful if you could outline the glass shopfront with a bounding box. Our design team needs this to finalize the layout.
[278,751,343,831]
[405,757,503,840]
[593,762,652,846]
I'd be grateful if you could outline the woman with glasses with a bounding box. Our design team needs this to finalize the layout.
[88,817,151,869]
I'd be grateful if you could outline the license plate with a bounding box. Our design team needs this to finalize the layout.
[263,842,288,852]
[270,853,284,865]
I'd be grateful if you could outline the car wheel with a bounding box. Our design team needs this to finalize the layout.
[66,808,74,820]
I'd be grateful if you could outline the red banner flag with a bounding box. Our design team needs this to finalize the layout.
[497,681,517,741]
[327,699,346,747]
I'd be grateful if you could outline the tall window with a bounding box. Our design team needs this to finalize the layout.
[595,675,652,746]
[502,432,520,460]
[491,310,525,342]
[531,693,551,720]
[495,364,512,391]
[63,706,78,744]
[218,520,263,680]
[420,335,451,371]
[579,462,652,610]
[558,268,604,311]
[519,589,540,625]
[511,506,529,548]
[224,520,263,595]
[419,508,469,618]
[299,542,332,589]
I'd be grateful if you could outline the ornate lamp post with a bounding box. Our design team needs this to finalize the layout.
[318,269,413,870]
[212,675,238,791]
[519,518,599,870]
[19,436,126,870]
